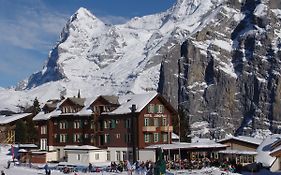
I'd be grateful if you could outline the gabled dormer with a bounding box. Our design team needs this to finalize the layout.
[59,97,85,114]
[42,99,61,114]
[90,95,119,115]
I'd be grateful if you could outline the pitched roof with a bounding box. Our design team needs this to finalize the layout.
[256,134,281,167]
[100,95,119,105]
[217,136,263,146]
[0,113,32,125]
[68,97,86,107]
[106,92,158,115]
[146,141,227,150]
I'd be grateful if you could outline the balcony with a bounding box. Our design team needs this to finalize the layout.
[142,126,156,132]
[160,126,173,132]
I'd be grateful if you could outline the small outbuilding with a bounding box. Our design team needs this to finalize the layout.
[64,145,107,165]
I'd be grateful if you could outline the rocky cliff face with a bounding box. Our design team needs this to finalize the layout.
[1,0,281,137]
[159,0,281,137]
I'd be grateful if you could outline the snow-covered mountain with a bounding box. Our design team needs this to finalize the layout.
[1,0,224,110]
[1,0,281,137]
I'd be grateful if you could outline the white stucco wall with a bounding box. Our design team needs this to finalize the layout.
[139,150,156,162]
[107,147,133,161]
[89,150,107,163]
[66,150,107,165]
[46,151,58,162]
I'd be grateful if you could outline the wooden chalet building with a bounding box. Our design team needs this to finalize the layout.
[217,136,262,165]
[33,92,177,163]
[0,113,33,144]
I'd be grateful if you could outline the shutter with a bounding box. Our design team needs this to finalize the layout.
[111,119,116,128]
[108,135,110,144]
[66,134,69,143]
[80,120,83,128]
[154,105,158,113]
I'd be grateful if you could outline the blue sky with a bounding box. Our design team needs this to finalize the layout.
[0,0,175,88]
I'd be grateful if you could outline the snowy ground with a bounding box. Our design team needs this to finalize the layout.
[0,145,278,175]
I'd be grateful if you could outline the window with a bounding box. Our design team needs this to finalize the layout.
[144,118,150,126]
[60,134,66,143]
[162,118,167,126]
[116,151,121,161]
[122,151,127,161]
[59,122,67,129]
[84,134,89,139]
[148,104,155,113]
[95,153,99,160]
[41,125,47,134]
[125,119,131,128]
[40,138,47,151]
[116,133,121,139]
[144,133,150,143]
[125,133,131,143]
[104,121,109,129]
[154,118,159,126]
[154,133,159,143]
[77,154,81,160]
[107,151,110,161]
[90,134,95,143]
[74,120,81,129]
[90,121,95,129]
[74,133,82,142]
[158,105,164,113]
[110,120,116,128]
[105,134,110,144]
[162,133,168,142]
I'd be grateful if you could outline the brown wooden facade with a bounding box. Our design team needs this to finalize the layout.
[35,93,177,163]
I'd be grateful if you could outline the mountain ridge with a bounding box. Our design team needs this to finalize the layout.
[1,0,281,137]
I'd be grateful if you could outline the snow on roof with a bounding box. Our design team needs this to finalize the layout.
[0,113,32,125]
[219,149,257,155]
[146,141,227,150]
[33,110,61,121]
[106,92,158,115]
[17,144,38,148]
[218,136,263,146]
[172,133,179,140]
[18,149,28,153]
[64,145,101,150]
[256,134,281,167]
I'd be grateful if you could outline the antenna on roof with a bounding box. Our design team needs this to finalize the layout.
[78,89,81,98]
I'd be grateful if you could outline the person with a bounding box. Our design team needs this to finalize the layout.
[125,160,132,175]
[44,163,49,175]
[1,170,5,175]
[47,169,51,175]
[6,161,10,169]
[88,163,93,172]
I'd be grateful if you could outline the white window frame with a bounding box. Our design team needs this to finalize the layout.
[116,151,121,161]
[148,104,155,113]
[40,138,47,151]
[162,117,167,126]
[144,118,149,126]
[40,125,47,135]
[59,122,66,129]
[60,134,66,143]
[105,134,110,143]
[74,133,82,142]
[154,133,159,143]
[95,153,99,160]
[74,120,81,129]
[144,133,150,143]
[158,105,164,113]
